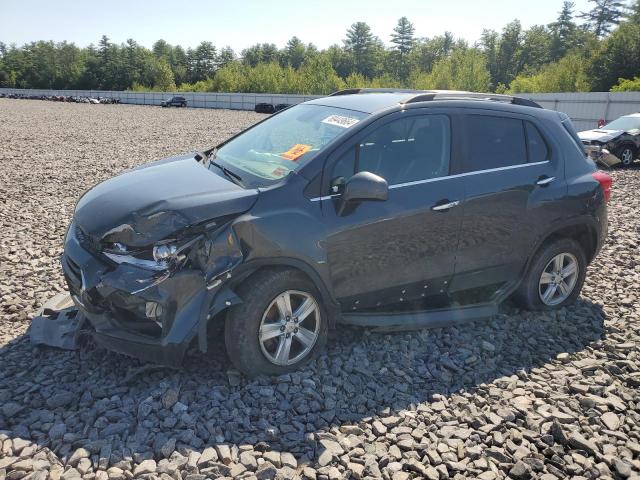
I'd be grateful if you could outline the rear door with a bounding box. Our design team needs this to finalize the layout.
[320,110,466,310]
[450,110,566,295]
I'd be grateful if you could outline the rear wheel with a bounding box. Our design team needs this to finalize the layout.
[616,145,635,167]
[513,238,587,310]
[225,269,328,376]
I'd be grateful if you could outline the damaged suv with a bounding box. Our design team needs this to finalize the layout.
[57,89,611,376]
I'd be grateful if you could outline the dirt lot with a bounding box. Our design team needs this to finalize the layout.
[0,99,638,480]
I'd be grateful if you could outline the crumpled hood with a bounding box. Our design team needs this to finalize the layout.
[577,129,624,143]
[74,153,258,247]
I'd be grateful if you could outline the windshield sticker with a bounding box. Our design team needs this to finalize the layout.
[321,114,360,129]
[281,144,313,161]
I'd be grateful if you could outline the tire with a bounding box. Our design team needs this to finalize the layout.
[225,269,328,376]
[512,238,587,311]
[615,145,635,167]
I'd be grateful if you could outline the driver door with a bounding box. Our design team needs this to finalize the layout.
[321,111,465,310]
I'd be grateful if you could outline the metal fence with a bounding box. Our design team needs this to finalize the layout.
[0,88,317,113]
[2,88,640,131]
[520,92,640,131]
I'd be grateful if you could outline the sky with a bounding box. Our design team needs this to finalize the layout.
[1,0,594,52]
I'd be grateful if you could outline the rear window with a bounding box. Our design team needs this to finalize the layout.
[464,115,527,171]
[561,119,588,158]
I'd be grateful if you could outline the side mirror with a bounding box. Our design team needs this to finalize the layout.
[337,171,388,216]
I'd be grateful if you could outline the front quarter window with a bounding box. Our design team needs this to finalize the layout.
[212,104,367,188]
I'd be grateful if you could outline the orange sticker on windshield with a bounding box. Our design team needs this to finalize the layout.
[281,144,312,161]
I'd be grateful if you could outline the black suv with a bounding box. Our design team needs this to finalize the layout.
[161,96,187,107]
[60,89,611,376]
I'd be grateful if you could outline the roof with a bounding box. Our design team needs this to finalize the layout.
[305,92,425,113]
[305,88,542,114]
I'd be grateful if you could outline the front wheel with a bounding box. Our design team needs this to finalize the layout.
[513,238,587,310]
[225,269,328,376]
[616,145,635,167]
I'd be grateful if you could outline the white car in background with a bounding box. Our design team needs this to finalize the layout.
[578,113,640,167]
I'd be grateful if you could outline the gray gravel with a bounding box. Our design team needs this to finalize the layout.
[0,98,639,480]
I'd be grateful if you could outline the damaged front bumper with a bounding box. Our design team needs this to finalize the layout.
[55,221,243,366]
[583,144,622,167]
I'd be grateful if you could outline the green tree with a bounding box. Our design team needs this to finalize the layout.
[56,41,85,88]
[218,46,235,68]
[169,45,188,85]
[283,36,306,69]
[610,76,640,90]
[579,0,627,37]
[189,41,217,82]
[344,22,379,78]
[241,43,278,67]
[390,17,415,80]
[549,2,578,60]
[391,17,415,55]
[325,44,351,78]
[242,44,263,67]
[588,21,640,90]
[480,29,500,89]
[495,20,524,86]
[211,61,248,92]
[152,39,172,60]
[520,25,553,71]
[153,59,176,91]
[411,48,491,91]
[509,52,590,92]
[245,62,287,93]
[297,54,344,94]
[409,32,455,73]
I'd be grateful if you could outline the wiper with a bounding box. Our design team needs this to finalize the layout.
[210,161,244,187]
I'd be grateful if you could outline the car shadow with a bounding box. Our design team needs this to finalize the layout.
[0,298,605,469]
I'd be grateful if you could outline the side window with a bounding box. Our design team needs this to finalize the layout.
[330,114,451,189]
[525,121,550,162]
[464,115,527,171]
[329,147,356,193]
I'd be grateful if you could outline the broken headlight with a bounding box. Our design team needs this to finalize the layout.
[103,236,202,272]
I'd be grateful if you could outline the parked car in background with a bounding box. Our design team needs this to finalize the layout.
[161,96,187,107]
[57,89,611,376]
[578,113,640,167]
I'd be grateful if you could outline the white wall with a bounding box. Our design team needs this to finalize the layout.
[3,88,640,131]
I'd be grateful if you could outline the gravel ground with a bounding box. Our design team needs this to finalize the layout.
[0,98,638,480]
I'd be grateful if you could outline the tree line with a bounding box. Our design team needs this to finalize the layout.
[1,0,639,94]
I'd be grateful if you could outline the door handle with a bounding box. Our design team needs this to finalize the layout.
[432,200,461,211]
[536,176,555,186]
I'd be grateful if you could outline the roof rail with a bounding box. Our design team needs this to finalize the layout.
[329,88,427,96]
[328,88,542,108]
[404,92,542,108]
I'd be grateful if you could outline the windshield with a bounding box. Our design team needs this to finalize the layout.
[211,104,368,188]
[604,116,640,131]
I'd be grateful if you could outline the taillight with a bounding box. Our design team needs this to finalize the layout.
[592,170,612,202]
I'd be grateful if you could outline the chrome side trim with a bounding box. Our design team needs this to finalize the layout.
[536,176,555,186]
[309,161,550,201]
[310,194,340,202]
[432,200,461,211]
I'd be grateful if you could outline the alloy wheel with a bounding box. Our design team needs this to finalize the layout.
[621,148,633,166]
[538,252,579,306]
[258,290,321,366]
